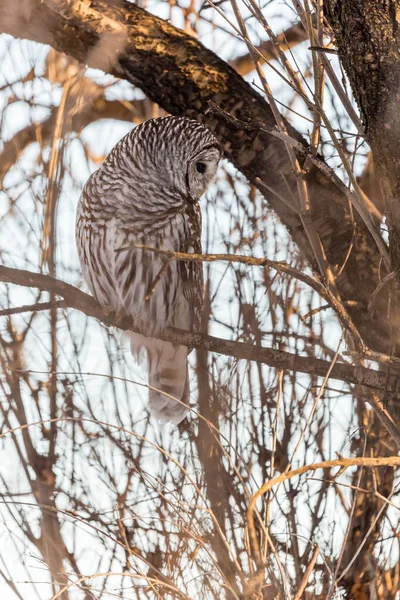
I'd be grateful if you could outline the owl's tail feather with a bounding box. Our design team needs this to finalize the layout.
[147,342,190,425]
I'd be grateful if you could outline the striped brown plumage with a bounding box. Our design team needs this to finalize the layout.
[76,117,221,423]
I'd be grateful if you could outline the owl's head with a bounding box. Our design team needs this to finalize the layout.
[108,116,222,208]
[185,139,221,202]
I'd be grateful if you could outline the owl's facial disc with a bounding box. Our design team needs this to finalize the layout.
[186,145,221,202]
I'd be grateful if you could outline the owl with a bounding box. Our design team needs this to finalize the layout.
[76,117,222,423]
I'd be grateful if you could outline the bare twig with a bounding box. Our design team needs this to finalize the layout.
[0,300,65,317]
[293,545,320,600]
[248,456,400,568]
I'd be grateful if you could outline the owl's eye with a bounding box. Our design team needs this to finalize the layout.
[196,162,206,174]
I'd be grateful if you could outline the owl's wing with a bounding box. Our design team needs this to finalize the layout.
[112,228,177,332]
[76,196,122,312]
[112,229,142,314]
[110,204,203,333]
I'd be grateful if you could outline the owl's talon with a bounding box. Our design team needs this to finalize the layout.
[103,308,127,326]
[114,310,128,327]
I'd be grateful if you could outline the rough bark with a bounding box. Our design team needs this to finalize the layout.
[0,0,391,354]
[323,3,400,598]
[325,0,400,315]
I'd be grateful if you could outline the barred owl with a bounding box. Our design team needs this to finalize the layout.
[76,117,222,423]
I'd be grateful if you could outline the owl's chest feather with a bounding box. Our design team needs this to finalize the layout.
[107,204,203,331]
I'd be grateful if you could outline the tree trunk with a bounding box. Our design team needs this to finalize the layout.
[324,3,400,597]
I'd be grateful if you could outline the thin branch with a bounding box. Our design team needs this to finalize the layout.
[293,545,320,600]
[0,300,65,317]
[134,244,364,349]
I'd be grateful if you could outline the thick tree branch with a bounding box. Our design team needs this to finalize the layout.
[0,0,391,353]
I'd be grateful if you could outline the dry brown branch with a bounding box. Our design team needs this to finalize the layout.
[135,243,363,348]
[292,545,320,600]
[1,263,400,400]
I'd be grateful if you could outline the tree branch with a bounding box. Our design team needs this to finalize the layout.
[1,264,400,396]
[324,0,400,321]
[0,300,65,317]
[0,94,152,186]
